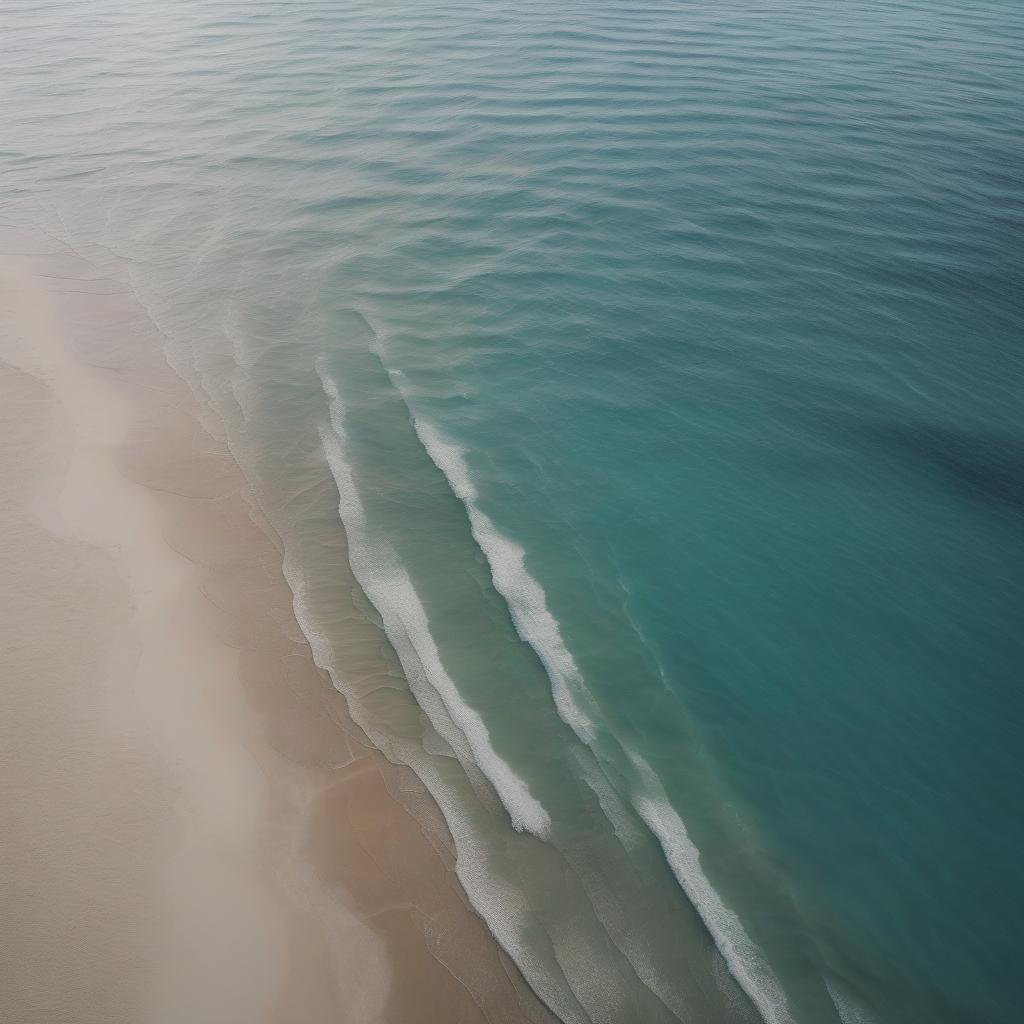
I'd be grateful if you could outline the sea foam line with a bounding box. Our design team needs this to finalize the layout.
[627,752,794,1024]
[825,979,877,1024]
[316,363,551,839]
[409,416,602,749]
[404,413,793,1024]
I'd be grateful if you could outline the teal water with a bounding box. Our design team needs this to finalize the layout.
[3,2,1023,1022]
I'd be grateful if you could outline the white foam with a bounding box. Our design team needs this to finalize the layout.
[569,745,647,854]
[825,979,877,1024]
[311,378,478,775]
[410,417,601,749]
[317,369,800,1023]
[627,752,794,1024]
[410,415,798,1023]
[315,364,551,840]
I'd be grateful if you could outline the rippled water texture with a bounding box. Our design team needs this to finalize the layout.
[3,2,1023,1023]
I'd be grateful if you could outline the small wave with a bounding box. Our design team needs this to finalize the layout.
[825,979,877,1024]
[408,416,602,750]
[627,752,793,1024]
[316,362,551,840]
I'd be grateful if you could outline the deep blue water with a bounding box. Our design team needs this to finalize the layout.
[3,2,1023,1022]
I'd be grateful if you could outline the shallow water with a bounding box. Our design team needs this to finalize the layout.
[3,2,1023,1022]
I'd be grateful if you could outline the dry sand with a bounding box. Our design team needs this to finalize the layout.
[0,231,551,1024]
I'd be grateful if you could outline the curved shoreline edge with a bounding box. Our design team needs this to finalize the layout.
[0,226,554,1024]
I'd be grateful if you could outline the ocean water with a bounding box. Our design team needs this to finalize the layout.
[3,2,1023,1022]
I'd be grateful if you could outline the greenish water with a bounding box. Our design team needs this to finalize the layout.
[3,2,1023,1022]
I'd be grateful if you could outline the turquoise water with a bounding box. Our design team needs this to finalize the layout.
[3,2,1024,1021]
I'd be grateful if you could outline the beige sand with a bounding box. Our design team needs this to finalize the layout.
[0,234,551,1024]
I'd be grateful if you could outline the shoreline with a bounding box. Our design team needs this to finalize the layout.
[0,231,551,1024]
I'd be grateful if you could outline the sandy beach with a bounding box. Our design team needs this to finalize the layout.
[0,231,551,1024]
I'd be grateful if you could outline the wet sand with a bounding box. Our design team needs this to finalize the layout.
[0,232,551,1024]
